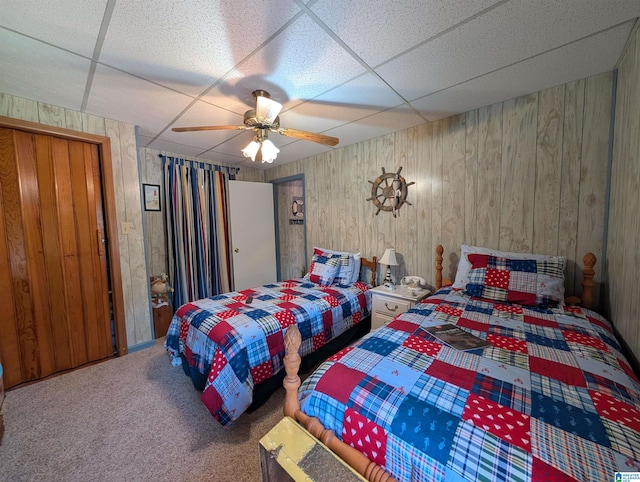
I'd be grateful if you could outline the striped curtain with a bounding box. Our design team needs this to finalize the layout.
[162,156,238,309]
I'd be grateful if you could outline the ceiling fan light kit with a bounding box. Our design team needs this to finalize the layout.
[241,128,280,164]
[172,89,339,164]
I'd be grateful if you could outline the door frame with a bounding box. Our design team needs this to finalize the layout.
[271,174,307,281]
[0,115,128,355]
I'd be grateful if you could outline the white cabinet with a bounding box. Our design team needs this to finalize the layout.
[370,285,429,330]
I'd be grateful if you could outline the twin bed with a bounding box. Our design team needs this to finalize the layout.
[165,247,376,426]
[281,245,640,481]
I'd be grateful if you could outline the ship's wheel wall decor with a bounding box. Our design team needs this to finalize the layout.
[366,167,415,217]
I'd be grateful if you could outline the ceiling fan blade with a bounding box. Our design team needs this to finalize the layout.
[276,127,339,146]
[171,125,249,132]
[256,96,283,125]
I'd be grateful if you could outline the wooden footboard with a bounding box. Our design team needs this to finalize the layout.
[283,326,396,482]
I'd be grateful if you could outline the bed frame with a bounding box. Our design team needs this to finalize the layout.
[281,245,597,482]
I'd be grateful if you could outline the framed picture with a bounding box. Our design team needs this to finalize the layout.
[143,184,161,212]
[290,196,304,225]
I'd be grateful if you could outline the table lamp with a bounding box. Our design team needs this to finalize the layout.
[379,248,398,290]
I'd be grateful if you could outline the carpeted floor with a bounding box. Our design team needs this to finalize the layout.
[0,339,285,482]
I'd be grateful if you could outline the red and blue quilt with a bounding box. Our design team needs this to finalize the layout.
[299,287,640,481]
[165,279,370,426]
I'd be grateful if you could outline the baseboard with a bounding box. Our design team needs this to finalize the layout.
[127,340,156,353]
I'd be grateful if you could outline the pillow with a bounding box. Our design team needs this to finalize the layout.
[304,248,342,286]
[332,253,354,285]
[313,247,362,284]
[453,244,566,289]
[350,252,362,284]
[464,254,566,307]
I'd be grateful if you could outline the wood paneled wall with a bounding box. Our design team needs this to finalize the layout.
[0,93,151,348]
[607,25,640,360]
[275,179,306,280]
[139,148,264,279]
[265,73,613,309]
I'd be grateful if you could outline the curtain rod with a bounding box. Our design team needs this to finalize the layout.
[158,153,240,171]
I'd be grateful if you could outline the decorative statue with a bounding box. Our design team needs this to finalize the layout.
[150,273,173,308]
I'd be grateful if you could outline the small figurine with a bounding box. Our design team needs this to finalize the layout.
[150,273,173,308]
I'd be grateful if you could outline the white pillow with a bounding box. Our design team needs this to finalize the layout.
[453,244,567,289]
[350,252,362,284]
[313,247,362,284]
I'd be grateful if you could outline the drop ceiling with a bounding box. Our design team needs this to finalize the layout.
[1,0,638,169]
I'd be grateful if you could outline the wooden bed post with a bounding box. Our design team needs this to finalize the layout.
[564,252,596,309]
[580,252,596,309]
[436,245,444,290]
[283,326,396,482]
[435,245,452,289]
[283,325,303,418]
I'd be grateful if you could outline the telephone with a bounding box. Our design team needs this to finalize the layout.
[401,276,426,294]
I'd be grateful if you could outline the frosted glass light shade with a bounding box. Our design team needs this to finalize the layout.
[260,139,280,163]
[241,140,260,161]
[256,96,283,125]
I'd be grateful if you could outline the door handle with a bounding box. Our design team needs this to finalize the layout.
[97,229,105,256]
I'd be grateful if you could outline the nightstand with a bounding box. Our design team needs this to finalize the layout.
[153,304,173,339]
[370,284,430,330]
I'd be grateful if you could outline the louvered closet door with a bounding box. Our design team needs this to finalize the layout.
[0,128,113,389]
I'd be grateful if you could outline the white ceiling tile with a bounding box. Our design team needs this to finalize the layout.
[411,23,633,122]
[0,29,91,111]
[280,73,409,133]
[144,134,248,166]
[323,106,425,147]
[202,130,261,158]
[86,64,194,132]
[376,0,640,101]
[311,0,501,66]
[0,0,107,57]
[276,140,333,164]
[195,151,245,166]
[211,14,367,109]
[165,101,246,148]
[100,0,302,97]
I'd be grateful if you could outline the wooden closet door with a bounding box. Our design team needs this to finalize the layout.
[0,128,113,388]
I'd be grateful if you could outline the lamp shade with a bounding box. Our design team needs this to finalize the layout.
[379,248,398,266]
[256,95,283,125]
[241,139,260,161]
[260,139,280,163]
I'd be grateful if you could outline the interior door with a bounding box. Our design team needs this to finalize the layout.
[274,177,307,280]
[0,128,113,389]
[228,181,277,291]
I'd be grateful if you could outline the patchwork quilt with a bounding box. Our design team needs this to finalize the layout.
[165,279,371,426]
[299,287,640,481]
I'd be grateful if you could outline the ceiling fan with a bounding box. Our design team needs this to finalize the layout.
[172,90,339,163]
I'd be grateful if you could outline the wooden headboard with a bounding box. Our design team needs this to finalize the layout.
[434,244,596,309]
[359,256,377,287]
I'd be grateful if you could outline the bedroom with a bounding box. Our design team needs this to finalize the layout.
[1,1,640,480]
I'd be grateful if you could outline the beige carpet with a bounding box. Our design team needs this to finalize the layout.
[0,339,285,482]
